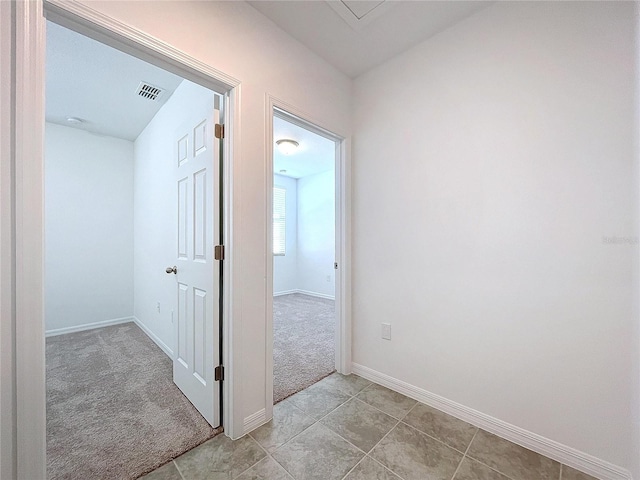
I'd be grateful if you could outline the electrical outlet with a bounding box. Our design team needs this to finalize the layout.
[381,323,391,340]
[156,302,161,313]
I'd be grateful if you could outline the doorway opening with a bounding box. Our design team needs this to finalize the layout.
[44,20,225,479]
[271,111,341,404]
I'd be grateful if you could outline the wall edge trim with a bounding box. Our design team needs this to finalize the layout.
[45,316,133,337]
[351,363,633,480]
[243,408,267,435]
[132,316,173,358]
[273,289,335,300]
[43,0,240,91]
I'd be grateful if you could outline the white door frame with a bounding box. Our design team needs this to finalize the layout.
[265,96,352,419]
[7,1,242,476]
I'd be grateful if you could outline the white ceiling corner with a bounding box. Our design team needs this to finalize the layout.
[45,21,183,141]
[247,1,492,78]
[341,1,385,19]
[327,1,394,31]
[273,116,335,179]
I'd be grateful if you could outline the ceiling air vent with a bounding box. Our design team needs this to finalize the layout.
[136,82,164,101]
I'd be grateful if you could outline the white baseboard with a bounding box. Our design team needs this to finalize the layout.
[243,408,267,434]
[273,289,335,300]
[297,289,335,300]
[45,316,133,337]
[274,289,298,297]
[351,363,633,480]
[132,316,173,358]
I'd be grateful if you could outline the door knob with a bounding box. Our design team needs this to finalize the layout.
[166,266,177,275]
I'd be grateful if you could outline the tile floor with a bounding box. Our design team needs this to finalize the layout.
[141,374,598,480]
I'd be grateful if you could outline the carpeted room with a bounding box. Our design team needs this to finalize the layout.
[44,22,224,479]
[272,115,338,403]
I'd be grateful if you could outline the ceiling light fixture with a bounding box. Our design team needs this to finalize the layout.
[276,139,299,155]
[66,117,84,125]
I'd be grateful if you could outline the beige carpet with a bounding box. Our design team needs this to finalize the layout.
[273,293,335,403]
[46,323,221,480]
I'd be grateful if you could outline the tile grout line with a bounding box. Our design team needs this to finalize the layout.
[290,382,370,428]
[265,380,370,458]
[263,448,296,480]
[464,453,520,480]
[254,398,316,451]
[354,378,565,480]
[448,427,479,480]
[172,459,186,480]
[398,418,470,456]
[338,454,368,480]
[257,377,418,480]
[335,393,422,479]
[351,393,416,422]
[266,379,372,480]
[463,431,563,480]
[275,398,349,450]
[358,382,567,480]
[369,454,407,480]
[339,394,421,480]
[231,435,273,480]
[356,394,473,456]
[351,417,405,479]
[275,378,414,480]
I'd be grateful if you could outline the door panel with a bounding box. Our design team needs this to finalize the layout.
[172,98,220,427]
[194,169,207,261]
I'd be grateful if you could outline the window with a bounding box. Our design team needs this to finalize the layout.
[273,186,286,255]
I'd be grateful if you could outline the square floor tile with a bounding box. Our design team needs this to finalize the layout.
[371,422,462,480]
[288,381,351,420]
[356,383,417,419]
[453,457,510,480]
[235,456,292,480]
[466,429,560,480]
[251,398,315,452]
[174,434,265,480]
[403,402,477,452]
[272,423,364,480]
[321,398,397,452]
[344,456,401,480]
[562,465,599,480]
[140,461,182,480]
[320,373,372,396]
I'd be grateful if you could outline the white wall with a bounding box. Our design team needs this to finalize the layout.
[273,171,335,298]
[0,2,15,476]
[297,170,335,298]
[45,122,134,333]
[133,79,214,353]
[273,174,298,295]
[632,7,640,478]
[353,1,636,474]
[76,1,352,432]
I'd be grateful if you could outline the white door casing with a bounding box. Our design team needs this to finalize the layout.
[265,100,351,428]
[172,99,220,428]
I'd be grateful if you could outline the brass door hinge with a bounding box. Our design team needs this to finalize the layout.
[215,245,225,261]
[214,365,224,382]
[214,123,224,139]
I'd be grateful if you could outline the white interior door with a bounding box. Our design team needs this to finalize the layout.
[172,100,220,427]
